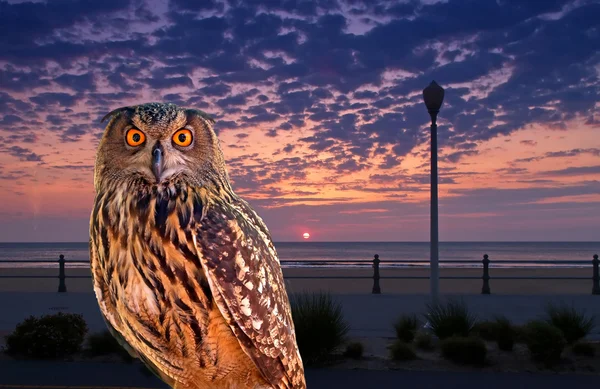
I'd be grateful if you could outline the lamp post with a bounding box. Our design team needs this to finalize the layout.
[423,80,445,306]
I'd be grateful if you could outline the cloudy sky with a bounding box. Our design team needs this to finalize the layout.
[0,0,599,242]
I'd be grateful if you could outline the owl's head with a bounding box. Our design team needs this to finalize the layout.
[94,102,229,191]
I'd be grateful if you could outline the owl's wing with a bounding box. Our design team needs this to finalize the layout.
[188,196,305,389]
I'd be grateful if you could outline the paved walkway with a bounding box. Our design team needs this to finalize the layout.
[1,292,599,338]
[0,361,599,389]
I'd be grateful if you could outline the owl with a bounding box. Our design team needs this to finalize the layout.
[89,102,306,389]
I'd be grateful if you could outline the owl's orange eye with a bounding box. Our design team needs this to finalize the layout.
[126,128,146,147]
[172,129,193,147]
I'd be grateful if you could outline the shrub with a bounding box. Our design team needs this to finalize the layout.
[4,312,88,359]
[523,320,566,367]
[571,342,596,357]
[513,325,528,343]
[290,292,349,366]
[394,314,419,343]
[494,316,516,351]
[440,336,487,366]
[471,317,515,351]
[415,331,434,351]
[343,342,364,360]
[544,303,595,344]
[389,340,417,361]
[86,330,134,362]
[424,299,477,340]
[472,320,498,341]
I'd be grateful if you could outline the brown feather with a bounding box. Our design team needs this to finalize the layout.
[90,180,305,388]
[191,194,306,388]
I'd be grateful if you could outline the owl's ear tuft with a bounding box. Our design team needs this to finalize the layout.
[100,106,133,124]
[186,109,216,125]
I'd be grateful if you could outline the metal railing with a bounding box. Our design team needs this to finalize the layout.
[0,253,599,295]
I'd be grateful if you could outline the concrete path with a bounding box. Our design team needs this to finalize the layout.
[1,292,599,339]
[0,360,599,389]
[0,361,600,389]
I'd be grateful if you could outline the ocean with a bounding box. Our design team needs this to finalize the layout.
[0,242,598,269]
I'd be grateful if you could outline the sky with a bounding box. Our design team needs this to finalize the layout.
[0,0,599,242]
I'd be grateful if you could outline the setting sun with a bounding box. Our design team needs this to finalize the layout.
[302,232,310,239]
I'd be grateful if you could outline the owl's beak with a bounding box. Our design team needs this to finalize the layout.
[152,143,163,182]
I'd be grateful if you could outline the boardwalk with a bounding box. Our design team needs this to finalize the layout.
[1,292,600,339]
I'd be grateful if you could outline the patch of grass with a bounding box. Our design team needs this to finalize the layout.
[343,342,364,360]
[571,342,596,357]
[389,340,417,361]
[4,313,88,359]
[544,302,595,344]
[494,316,516,352]
[440,336,487,366]
[414,331,434,351]
[394,314,419,343]
[290,292,349,366]
[424,299,477,340]
[85,330,134,362]
[523,320,566,367]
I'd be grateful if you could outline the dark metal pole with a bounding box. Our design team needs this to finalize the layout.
[429,112,439,305]
[423,81,444,306]
[592,254,599,295]
[58,254,67,293]
[481,254,491,294]
[372,254,381,294]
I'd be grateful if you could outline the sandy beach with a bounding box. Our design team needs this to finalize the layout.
[0,266,596,294]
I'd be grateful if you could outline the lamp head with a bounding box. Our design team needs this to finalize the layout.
[423,80,445,114]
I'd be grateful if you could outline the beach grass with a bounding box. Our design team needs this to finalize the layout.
[543,302,595,344]
[290,291,349,366]
[424,299,477,339]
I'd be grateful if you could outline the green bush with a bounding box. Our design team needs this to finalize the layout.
[440,336,487,366]
[544,303,595,344]
[389,340,417,361]
[394,314,419,343]
[472,320,498,341]
[523,320,566,367]
[290,292,349,366]
[343,342,364,360]
[85,330,134,362]
[571,342,595,357]
[415,331,434,351]
[424,299,477,339]
[4,312,88,359]
[494,316,516,351]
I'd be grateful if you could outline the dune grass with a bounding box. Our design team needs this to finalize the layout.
[424,299,477,340]
[290,291,349,366]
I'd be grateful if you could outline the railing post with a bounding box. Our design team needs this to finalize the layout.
[592,254,599,295]
[58,254,67,293]
[372,254,381,294]
[481,254,491,295]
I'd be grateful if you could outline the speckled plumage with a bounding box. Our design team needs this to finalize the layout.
[90,103,306,389]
